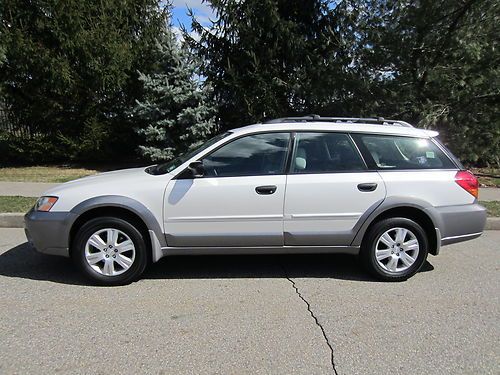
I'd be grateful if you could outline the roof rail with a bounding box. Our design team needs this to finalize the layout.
[264,115,413,128]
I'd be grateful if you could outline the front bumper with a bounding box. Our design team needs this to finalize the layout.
[24,209,77,257]
[432,202,487,246]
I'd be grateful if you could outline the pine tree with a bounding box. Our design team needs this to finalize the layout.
[187,0,498,166]
[343,0,499,165]
[186,0,347,129]
[0,0,166,162]
[130,31,216,162]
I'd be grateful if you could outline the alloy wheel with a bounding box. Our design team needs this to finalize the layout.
[84,228,136,276]
[375,227,420,273]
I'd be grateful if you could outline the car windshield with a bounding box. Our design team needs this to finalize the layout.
[146,132,231,175]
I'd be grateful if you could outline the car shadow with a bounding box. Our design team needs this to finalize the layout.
[0,242,434,286]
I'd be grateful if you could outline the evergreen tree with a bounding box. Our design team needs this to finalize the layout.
[338,0,499,165]
[186,0,347,128]
[189,0,498,165]
[2,0,497,166]
[0,0,166,162]
[130,31,216,162]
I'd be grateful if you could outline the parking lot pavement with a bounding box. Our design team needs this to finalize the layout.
[0,229,498,375]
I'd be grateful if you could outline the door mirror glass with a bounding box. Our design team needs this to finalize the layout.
[188,161,205,178]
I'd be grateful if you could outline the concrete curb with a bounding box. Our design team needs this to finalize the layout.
[0,213,25,228]
[1,212,500,230]
[485,217,500,231]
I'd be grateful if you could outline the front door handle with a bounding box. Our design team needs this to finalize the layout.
[357,183,378,192]
[255,185,277,195]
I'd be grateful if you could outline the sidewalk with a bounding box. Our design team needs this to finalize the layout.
[479,188,500,201]
[1,181,499,200]
[0,182,58,197]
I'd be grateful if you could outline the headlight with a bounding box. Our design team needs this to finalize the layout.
[34,196,58,212]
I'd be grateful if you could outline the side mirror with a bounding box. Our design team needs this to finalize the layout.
[188,161,205,178]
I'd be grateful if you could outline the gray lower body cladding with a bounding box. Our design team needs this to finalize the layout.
[24,195,169,258]
[431,203,487,245]
[24,209,76,257]
[24,202,487,260]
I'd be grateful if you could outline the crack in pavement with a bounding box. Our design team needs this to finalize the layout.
[281,264,339,375]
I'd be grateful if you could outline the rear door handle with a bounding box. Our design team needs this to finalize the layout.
[255,185,277,195]
[357,183,378,192]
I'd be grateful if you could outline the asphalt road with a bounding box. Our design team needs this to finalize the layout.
[0,229,498,375]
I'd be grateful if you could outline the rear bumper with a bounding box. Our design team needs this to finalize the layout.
[24,209,76,257]
[431,203,487,246]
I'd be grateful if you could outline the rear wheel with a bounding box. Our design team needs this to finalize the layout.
[72,217,148,286]
[360,217,428,281]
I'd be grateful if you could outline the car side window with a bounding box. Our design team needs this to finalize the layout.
[202,132,290,177]
[355,134,455,170]
[292,132,365,173]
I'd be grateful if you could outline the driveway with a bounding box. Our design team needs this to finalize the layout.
[0,229,498,374]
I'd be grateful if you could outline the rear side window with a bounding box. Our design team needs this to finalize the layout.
[354,134,455,170]
[292,132,365,173]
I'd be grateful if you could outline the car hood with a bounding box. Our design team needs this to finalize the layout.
[41,166,175,211]
[43,167,151,194]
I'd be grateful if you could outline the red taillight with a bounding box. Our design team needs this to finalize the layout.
[455,171,479,198]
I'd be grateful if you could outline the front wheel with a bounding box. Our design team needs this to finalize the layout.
[72,217,149,286]
[360,217,429,281]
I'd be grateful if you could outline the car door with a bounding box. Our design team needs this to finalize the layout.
[284,132,386,246]
[164,132,291,247]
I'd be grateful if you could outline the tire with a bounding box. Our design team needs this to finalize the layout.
[360,217,429,281]
[72,217,149,286]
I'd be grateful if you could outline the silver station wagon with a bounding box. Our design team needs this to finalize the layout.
[25,116,487,285]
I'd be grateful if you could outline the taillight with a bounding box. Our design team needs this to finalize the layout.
[455,171,478,198]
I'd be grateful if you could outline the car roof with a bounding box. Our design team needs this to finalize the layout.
[231,121,439,138]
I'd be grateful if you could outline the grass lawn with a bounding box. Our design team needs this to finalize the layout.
[478,176,500,187]
[0,196,37,213]
[0,166,97,183]
[481,201,500,217]
[472,168,500,187]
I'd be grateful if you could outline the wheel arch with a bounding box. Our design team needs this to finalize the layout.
[352,198,440,255]
[68,196,166,258]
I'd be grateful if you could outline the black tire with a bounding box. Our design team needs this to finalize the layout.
[72,217,149,286]
[360,217,429,282]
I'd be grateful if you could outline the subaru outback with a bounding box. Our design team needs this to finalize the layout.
[25,116,487,285]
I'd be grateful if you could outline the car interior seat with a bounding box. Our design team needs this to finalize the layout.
[295,147,307,171]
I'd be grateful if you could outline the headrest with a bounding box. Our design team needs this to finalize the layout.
[295,148,307,170]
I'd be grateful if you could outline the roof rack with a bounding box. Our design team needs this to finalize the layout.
[264,115,413,128]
